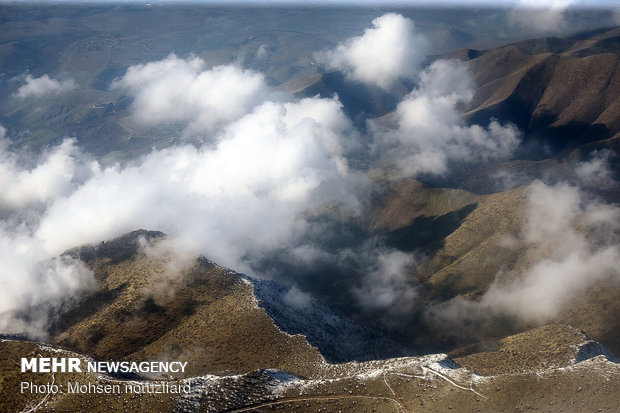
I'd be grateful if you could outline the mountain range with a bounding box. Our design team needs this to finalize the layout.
[1,8,619,412]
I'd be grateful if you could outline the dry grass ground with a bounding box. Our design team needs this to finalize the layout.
[53,233,324,380]
[5,325,617,412]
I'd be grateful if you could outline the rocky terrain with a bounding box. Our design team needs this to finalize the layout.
[1,231,618,412]
[1,6,619,412]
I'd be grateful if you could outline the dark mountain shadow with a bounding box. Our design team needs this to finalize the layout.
[571,35,620,57]
[533,121,614,153]
[48,282,128,337]
[383,203,477,254]
[251,278,410,363]
[70,229,165,265]
[297,70,410,130]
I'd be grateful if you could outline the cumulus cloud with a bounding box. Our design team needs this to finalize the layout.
[112,54,270,137]
[0,138,97,212]
[2,44,382,335]
[0,35,522,336]
[0,220,95,338]
[574,150,616,189]
[0,90,363,336]
[0,249,95,338]
[35,96,360,267]
[353,248,418,315]
[508,0,576,33]
[435,176,620,326]
[0,23,556,339]
[315,13,429,90]
[0,129,96,337]
[482,180,620,322]
[15,74,75,99]
[372,59,520,176]
[283,286,314,310]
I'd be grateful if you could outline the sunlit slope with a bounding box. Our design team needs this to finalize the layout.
[2,324,618,412]
[466,27,620,148]
[0,340,183,413]
[371,177,524,296]
[371,177,620,354]
[451,324,615,374]
[239,325,619,413]
[416,188,526,299]
[369,176,481,232]
[51,231,324,379]
[278,26,620,152]
[556,282,620,357]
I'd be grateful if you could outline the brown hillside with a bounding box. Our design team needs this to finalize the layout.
[370,176,620,355]
[2,324,618,413]
[466,27,620,147]
[52,231,324,379]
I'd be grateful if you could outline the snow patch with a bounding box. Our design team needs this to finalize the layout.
[575,341,619,364]
[248,277,402,362]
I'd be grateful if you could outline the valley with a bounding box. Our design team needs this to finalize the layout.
[0,3,619,412]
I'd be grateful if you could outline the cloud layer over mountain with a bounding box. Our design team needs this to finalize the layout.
[0,93,361,335]
[0,132,95,337]
[37,96,361,264]
[434,169,620,327]
[371,59,520,176]
[482,179,620,322]
[0,13,534,337]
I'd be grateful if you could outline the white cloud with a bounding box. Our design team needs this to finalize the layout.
[15,74,75,99]
[0,48,523,335]
[0,129,97,337]
[283,286,314,310]
[0,227,95,338]
[28,96,359,270]
[353,248,418,314]
[574,150,615,188]
[372,59,520,176]
[315,13,429,90]
[436,178,620,325]
[0,138,98,211]
[112,54,270,137]
[0,93,362,335]
[481,180,620,322]
[508,0,577,33]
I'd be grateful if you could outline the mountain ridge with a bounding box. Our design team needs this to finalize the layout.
[2,322,618,412]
